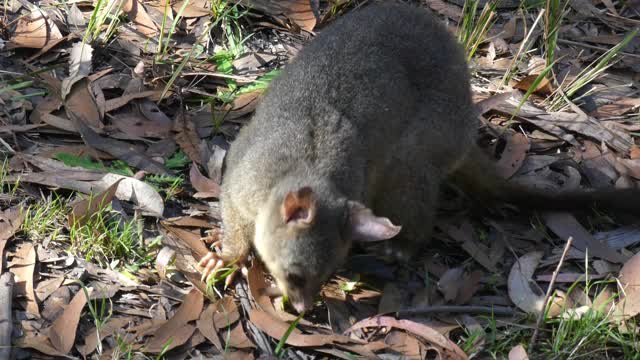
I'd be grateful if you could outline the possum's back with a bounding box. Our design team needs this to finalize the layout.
[223,2,476,200]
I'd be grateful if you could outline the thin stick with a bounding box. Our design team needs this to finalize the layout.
[528,236,574,353]
[396,305,516,317]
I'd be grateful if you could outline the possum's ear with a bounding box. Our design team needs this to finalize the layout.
[346,201,402,242]
[282,187,316,226]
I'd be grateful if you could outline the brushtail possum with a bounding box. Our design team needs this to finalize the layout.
[199,2,640,313]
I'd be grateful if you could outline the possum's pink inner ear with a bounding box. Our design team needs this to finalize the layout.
[347,201,402,242]
[282,187,316,225]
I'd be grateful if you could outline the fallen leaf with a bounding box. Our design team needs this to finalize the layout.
[65,77,103,129]
[507,251,545,315]
[615,251,640,319]
[92,173,164,217]
[495,132,530,179]
[224,323,256,349]
[513,74,553,95]
[15,335,70,357]
[77,317,130,355]
[72,117,171,176]
[61,42,94,100]
[68,178,123,227]
[249,309,378,357]
[542,212,628,264]
[190,163,221,197]
[47,287,91,353]
[232,0,317,31]
[174,112,203,165]
[0,206,24,273]
[385,331,426,360]
[161,222,209,257]
[9,8,63,49]
[344,316,468,360]
[145,288,203,352]
[247,260,278,316]
[9,243,39,317]
[507,252,567,317]
[122,0,159,37]
[509,344,529,360]
[34,276,65,303]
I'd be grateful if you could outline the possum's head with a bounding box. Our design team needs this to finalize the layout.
[254,185,401,313]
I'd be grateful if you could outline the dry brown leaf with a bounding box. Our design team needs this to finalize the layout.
[92,173,164,217]
[196,295,239,351]
[190,162,221,197]
[9,9,63,49]
[232,0,317,31]
[0,206,24,273]
[47,287,91,353]
[145,288,203,352]
[122,0,159,37]
[509,344,529,360]
[61,42,94,100]
[615,251,640,319]
[64,77,103,129]
[15,335,70,357]
[249,309,378,356]
[422,0,462,21]
[104,90,166,112]
[247,260,278,316]
[384,331,426,360]
[513,75,553,95]
[378,282,403,313]
[495,132,530,179]
[224,323,256,349]
[542,212,628,264]
[68,178,123,228]
[173,0,210,17]
[34,276,65,303]
[593,97,640,118]
[77,317,131,355]
[72,118,171,176]
[507,251,545,316]
[161,222,209,257]
[344,316,468,360]
[9,243,39,317]
[443,221,498,272]
[174,112,203,165]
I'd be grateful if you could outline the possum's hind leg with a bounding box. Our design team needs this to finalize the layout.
[373,162,442,261]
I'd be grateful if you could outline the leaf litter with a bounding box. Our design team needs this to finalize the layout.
[1,0,640,358]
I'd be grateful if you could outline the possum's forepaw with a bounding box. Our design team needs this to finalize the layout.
[198,249,249,289]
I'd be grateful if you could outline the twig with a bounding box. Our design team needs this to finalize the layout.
[528,236,574,353]
[0,137,15,154]
[396,305,516,317]
[0,272,14,360]
[557,39,640,59]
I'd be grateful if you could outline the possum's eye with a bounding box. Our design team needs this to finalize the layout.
[286,273,305,288]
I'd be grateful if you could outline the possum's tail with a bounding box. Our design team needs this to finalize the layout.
[449,146,640,214]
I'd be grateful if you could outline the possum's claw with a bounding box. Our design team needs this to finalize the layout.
[198,251,248,289]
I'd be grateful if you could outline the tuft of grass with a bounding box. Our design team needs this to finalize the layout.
[83,0,124,43]
[0,158,20,201]
[548,29,639,111]
[542,0,570,67]
[275,311,304,358]
[457,0,497,62]
[68,200,153,269]
[22,194,68,242]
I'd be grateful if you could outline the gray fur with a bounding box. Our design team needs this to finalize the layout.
[216,2,475,311]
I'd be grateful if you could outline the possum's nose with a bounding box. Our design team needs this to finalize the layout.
[292,298,310,313]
